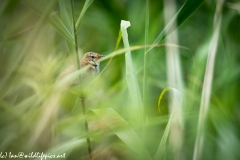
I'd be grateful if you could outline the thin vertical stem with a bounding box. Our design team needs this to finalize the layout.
[142,0,149,152]
[143,0,149,110]
[81,96,92,156]
[70,0,80,71]
[70,0,92,158]
[193,1,223,160]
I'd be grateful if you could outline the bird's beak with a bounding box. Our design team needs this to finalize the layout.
[99,55,105,59]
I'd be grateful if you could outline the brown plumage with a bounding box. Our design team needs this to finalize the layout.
[57,52,104,86]
[80,52,104,77]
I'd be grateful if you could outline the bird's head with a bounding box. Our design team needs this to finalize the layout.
[82,52,104,63]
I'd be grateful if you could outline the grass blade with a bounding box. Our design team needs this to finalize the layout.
[193,1,224,160]
[58,0,73,34]
[143,0,149,109]
[155,87,181,160]
[163,0,184,158]
[90,108,151,160]
[58,0,75,63]
[158,88,171,113]
[22,0,74,43]
[121,20,143,122]
[75,0,94,32]
[154,115,172,160]
[147,0,205,52]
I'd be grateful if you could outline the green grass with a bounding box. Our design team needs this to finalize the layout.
[0,0,240,160]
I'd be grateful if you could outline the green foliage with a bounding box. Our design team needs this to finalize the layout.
[90,108,151,160]
[0,0,240,160]
[147,0,205,52]
[121,20,143,123]
[22,0,74,43]
[75,0,94,32]
[155,87,181,160]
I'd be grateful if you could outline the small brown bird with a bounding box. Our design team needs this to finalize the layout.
[80,52,104,78]
[57,52,104,86]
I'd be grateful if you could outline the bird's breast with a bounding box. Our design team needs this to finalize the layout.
[84,61,100,77]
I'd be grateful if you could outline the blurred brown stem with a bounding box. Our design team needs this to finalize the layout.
[80,96,92,156]
[70,0,92,158]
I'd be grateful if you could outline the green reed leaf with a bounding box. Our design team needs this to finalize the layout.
[22,0,74,43]
[121,20,143,122]
[154,87,181,160]
[148,0,205,52]
[75,0,94,32]
[89,108,151,160]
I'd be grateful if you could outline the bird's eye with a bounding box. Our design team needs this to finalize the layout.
[92,56,94,58]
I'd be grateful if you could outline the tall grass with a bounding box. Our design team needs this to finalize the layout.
[0,0,240,160]
[193,0,224,159]
[163,0,184,159]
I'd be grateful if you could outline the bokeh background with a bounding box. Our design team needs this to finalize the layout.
[0,0,240,160]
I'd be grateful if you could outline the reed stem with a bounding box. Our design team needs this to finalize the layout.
[142,0,149,138]
[143,0,149,116]
[70,0,92,158]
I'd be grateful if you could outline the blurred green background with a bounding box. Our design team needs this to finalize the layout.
[0,0,240,160]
